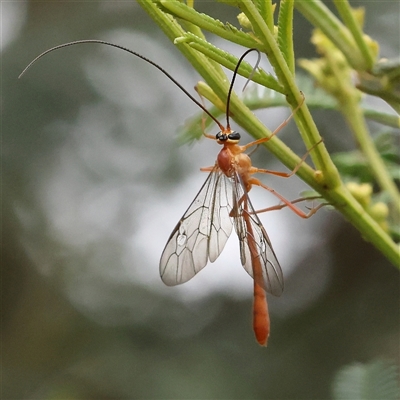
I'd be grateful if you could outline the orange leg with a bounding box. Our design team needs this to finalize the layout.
[250,177,322,219]
[200,140,316,176]
[233,188,324,218]
[242,93,305,152]
[254,196,326,215]
[246,139,324,217]
[252,139,322,178]
[200,166,215,172]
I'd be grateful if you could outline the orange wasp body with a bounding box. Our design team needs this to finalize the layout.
[160,127,284,346]
[159,50,320,346]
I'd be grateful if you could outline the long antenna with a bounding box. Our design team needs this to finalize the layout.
[225,48,261,130]
[19,39,226,131]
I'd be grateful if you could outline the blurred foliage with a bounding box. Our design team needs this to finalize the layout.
[332,360,400,400]
[333,132,400,184]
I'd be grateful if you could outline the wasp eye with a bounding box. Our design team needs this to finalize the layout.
[228,132,241,141]
[216,132,227,141]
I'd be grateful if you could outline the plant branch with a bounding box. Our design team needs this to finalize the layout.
[333,0,375,69]
[137,0,400,268]
[294,0,367,70]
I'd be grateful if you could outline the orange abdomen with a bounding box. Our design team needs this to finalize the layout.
[253,281,270,346]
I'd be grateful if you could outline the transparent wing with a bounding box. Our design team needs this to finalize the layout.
[160,167,234,286]
[232,172,284,297]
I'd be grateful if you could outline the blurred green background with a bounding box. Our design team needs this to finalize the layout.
[2,1,399,399]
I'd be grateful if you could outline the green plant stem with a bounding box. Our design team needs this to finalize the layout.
[277,0,295,74]
[340,99,400,218]
[333,186,399,268]
[333,0,375,69]
[180,90,400,141]
[294,0,366,70]
[265,0,275,31]
[162,0,337,184]
[238,0,339,186]
[176,34,284,92]
[159,0,262,49]
[362,109,400,128]
[137,1,400,268]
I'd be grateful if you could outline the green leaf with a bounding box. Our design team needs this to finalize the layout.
[160,0,262,49]
[277,0,295,74]
[332,131,400,183]
[333,0,375,69]
[363,109,400,129]
[332,360,400,400]
[294,0,366,70]
[357,59,400,113]
[253,0,274,31]
[176,33,283,92]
